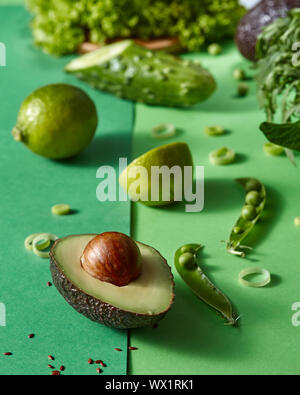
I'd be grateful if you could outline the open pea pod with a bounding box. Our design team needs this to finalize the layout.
[227,178,266,258]
[175,244,238,326]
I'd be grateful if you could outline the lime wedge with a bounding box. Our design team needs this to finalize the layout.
[119,142,193,206]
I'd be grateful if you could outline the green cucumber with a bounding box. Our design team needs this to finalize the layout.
[65,40,216,108]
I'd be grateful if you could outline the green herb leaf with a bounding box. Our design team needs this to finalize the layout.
[260,121,300,152]
[256,9,300,162]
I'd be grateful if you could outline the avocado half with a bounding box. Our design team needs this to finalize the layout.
[50,234,175,329]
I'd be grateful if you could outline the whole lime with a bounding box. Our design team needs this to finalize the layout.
[12,84,98,159]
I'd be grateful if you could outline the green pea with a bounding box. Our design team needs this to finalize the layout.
[245,191,262,206]
[233,68,246,81]
[241,205,257,221]
[208,43,222,56]
[245,179,262,193]
[178,252,197,270]
[237,82,249,97]
[180,245,195,254]
[233,226,242,235]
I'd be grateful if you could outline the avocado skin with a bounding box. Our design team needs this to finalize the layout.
[49,239,175,329]
[236,0,298,61]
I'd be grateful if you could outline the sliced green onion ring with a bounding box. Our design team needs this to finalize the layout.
[51,204,71,216]
[209,147,236,166]
[25,233,40,251]
[32,233,58,259]
[204,126,225,137]
[152,124,176,140]
[239,267,271,288]
[25,233,50,251]
[263,143,284,157]
[294,217,300,227]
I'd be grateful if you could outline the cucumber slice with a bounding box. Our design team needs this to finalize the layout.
[67,41,132,71]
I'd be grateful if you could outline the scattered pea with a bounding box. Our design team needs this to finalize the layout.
[237,82,249,97]
[208,43,222,56]
[233,68,246,81]
[245,191,262,206]
[241,205,257,221]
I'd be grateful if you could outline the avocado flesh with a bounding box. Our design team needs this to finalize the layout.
[50,234,174,329]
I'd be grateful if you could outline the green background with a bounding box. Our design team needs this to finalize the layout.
[1,2,300,376]
[0,5,133,375]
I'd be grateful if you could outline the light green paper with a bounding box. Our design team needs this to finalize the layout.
[0,6,133,375]
[130,44,300,375]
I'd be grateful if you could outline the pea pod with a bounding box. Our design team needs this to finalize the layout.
[227,178,266,258]
[175,244,238,326]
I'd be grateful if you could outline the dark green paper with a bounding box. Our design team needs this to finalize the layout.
[0,6,133,375]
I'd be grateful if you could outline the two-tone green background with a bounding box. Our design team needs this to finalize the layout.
[1,2,300,375]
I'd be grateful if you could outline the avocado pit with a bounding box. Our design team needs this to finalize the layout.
[81,232,142,287]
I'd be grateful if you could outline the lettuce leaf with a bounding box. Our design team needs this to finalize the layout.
[26,0,245,56]
[260,121,300,152]
[256,9,300,158]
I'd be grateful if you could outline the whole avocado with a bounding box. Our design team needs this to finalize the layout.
[235,0,299,61]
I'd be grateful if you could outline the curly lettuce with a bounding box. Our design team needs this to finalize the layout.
[26,0,245,56]
[256,9,300,159]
